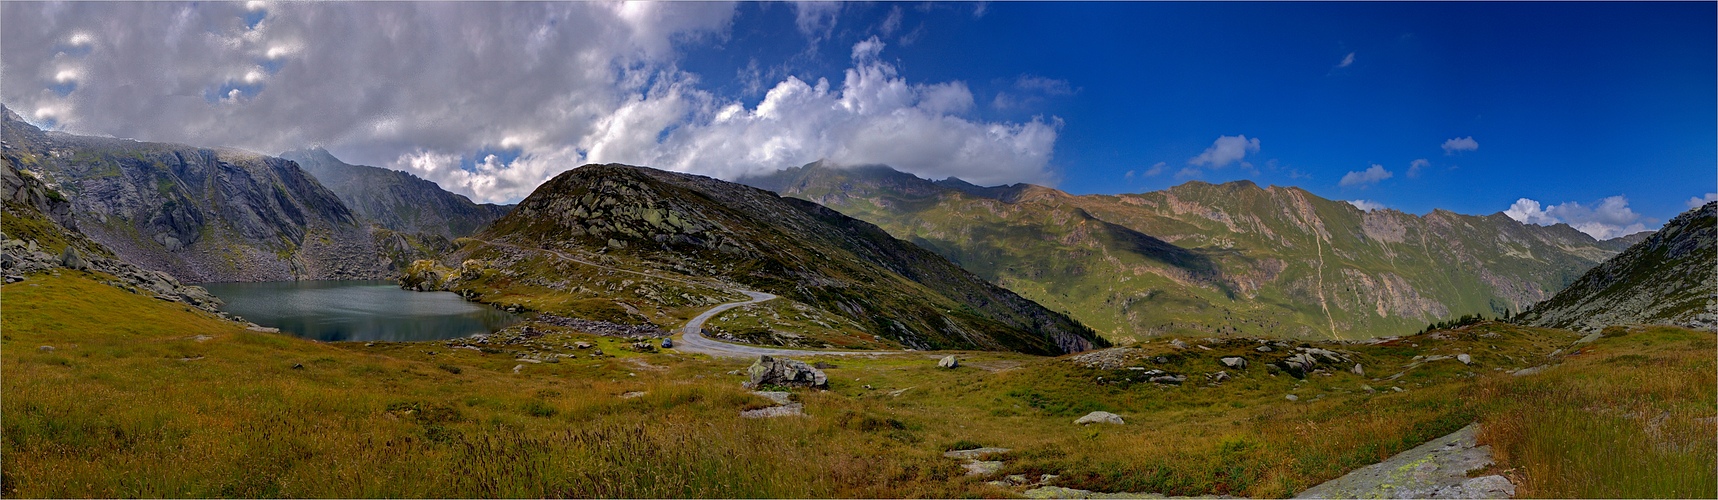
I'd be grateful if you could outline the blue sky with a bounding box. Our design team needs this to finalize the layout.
[3,2,1712,238]
[683,2,1715,236]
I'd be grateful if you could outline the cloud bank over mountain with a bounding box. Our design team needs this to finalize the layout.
[1,2,1058,203]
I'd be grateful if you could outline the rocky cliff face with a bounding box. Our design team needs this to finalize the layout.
[2,159,222,311]
[2,107,387,282]
[743,163,1634,341]
[479,163,1105,355]
[280,148,511,239]
[1518,202,1716,332]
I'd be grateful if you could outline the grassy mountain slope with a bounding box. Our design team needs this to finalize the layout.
[2,107,384,282]
[1518,202,1716,331]
[467,163,1104,354]
[4,269,1710,497]
[743,163,1628,341]
[280,147,510,239]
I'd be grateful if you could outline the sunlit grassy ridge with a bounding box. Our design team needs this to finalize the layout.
[4,273,1712,497]
[742,164,1628,342]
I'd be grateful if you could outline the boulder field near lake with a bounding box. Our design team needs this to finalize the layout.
[2,132,1713,498]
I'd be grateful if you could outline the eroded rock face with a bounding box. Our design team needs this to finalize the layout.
[743,355,828,389]
[3,108,389,282]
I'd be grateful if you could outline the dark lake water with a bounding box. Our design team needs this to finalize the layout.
[200,280,520,342]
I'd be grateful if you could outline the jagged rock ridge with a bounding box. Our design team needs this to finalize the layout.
[280,147,511,239]
[1518,202,1716,332]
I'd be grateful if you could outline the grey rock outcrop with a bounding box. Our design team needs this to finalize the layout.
[1074,411,1125,425]
[1220,356,1248,369]
[743,355,828,389]
[938,355,960,369]
[1295,423,1514,499]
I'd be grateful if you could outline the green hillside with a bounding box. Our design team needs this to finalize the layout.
[744,163,1628,341]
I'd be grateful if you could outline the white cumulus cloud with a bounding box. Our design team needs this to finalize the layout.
[1339,164,1393,187]
[1347,199,1386,212]
[1687,192,1717,209]
[1,3,1062,203]
[1442,136,1478,154]
[1187,134,1260,170]
[1408,158,1429,178]
[1504,196,1650,240]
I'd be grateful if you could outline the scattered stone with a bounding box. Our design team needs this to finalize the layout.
[1362,385,1376,394]
[1211,371,1230,383]
[744,355,828,389]
[862,384,874,390]
[1074,411,1125,425]
[963,460,1005,476]
[943,447,1012,460]
[1574,331,1603,344]
[887,387,915,397]
[1220,356,1248,369]
[1153,356,1168,364]
[1148,374,1185,385]
[938,355,960,369]
[246,324,280,333]
[1352,363,1364,375]
[1512,365,1547,376]
[1256,345,1274,352]
[512,364,524,374]
[59,246,87,271]
[1021,485,1165,499]
[1169,339,1187,350]
[1195,344,1212,351]
[619,391,647,399]
[365,342,376,347]
[291,363,304,370]
[574,341,593,349]
[740,404,805,418]
[1391,386,1403,392]
[1457,353,1472,365]
[37,345,53,352]
[753,391,792,405]
[1286,394,1299,401]
[191,335,213,342]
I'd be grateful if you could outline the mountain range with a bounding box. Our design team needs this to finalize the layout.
[742,162,1645,341]
[4,101,1704,348]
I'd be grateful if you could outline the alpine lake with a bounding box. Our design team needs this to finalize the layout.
[199,280,520,342]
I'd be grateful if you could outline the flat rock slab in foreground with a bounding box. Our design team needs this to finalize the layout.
[1294,423,1516,499]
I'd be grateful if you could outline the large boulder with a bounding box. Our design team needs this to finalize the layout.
[938,355,959,369]
[1074,411,1125,425]
[1220,356,1249,369]
[743,355,828,389]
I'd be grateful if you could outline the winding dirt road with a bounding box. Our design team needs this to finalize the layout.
[481,239,890,359]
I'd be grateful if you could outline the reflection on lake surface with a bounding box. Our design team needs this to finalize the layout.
[200,280,520,342]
